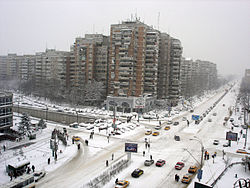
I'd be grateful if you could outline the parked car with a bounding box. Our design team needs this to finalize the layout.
[213,113,217,116]
[167,120,173,125]
[188,166,198,173]
[208,118,212,122]
[173,121,179,126]
[144,159,154,166]
[69,123,78,128]
[33,171,46,182]
[131,168,144,178]
[213,140,219,145]
[115,180,130,188]
[175,162,185,170]
[181,174,192,184]
[156,159,165,167]
[152,131,159,136]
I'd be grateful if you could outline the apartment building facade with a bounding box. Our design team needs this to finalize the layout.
[0,92,13,132]
[108,20,160,97]
[73,34,109,90]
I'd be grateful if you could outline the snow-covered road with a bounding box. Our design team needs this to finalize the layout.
[33,84,250,188]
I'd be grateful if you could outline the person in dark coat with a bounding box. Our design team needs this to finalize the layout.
[115,178,118,184]
[106,160,109,167]
[31,165,35,172]
[48,157,50,164]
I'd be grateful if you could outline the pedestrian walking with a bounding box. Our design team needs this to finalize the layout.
[150,155,152,160]
[176,175,180,182]
[145,142,148,149]
[148,143,150,149]
[3,145,6,151]
[31,165,35,172]
[48,157,50,164]
[106,160,109,167]
[85,140,88,146]
[9,172,13,181]
[112,153,114,160]
[115,178,118,184]
[175,174,178,182]
[207,153,210,160]
[143,151,145,157]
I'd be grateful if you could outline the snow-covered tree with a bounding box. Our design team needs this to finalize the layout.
[18,113,31,134]
[37,119,46,129]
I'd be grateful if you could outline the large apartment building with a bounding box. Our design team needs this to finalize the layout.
[35,49,73,91]
[73,34,109,90]
[108,20,160,97]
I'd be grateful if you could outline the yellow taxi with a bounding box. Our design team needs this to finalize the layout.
[181,174,192,184]
[236,149,249,154]
[188,165,198,173]
[115,180,130,188]
[164,126,170,130]
[145,130,152,135]
[73,136,80,141]
[152,131,159,136]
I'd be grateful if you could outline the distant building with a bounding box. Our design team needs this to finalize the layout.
[73,34,109,92]
[180,58,218,98]
[0,92,13,132]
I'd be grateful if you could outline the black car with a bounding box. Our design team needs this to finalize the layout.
[131,168,144,178]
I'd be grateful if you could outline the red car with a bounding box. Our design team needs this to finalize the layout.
[175,162,185,170]
[156,159,166,167]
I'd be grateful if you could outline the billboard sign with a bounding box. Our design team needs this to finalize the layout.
[226,131,238,141]
[192,115,200,120]
[125,143,138,153]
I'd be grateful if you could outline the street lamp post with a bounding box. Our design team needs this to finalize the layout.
[190,136,204,181]
[45,105,48,122]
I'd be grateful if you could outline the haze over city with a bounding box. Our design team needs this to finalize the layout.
[0,0,249,76]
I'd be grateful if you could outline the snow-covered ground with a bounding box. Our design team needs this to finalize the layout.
[0,82,249,188]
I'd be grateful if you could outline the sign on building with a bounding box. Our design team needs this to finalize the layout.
[134,97,145,108]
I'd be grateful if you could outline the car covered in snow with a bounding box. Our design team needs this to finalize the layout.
[175,162,185,170]
[156,159,165,167]
[33,171,46,182]
[173,121,179,126]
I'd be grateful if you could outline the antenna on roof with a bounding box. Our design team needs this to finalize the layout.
[157,12,160,30]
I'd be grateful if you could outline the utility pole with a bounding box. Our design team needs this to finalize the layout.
[244,94,249,149]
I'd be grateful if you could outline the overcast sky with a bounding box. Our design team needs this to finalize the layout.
[0,0,249,76]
